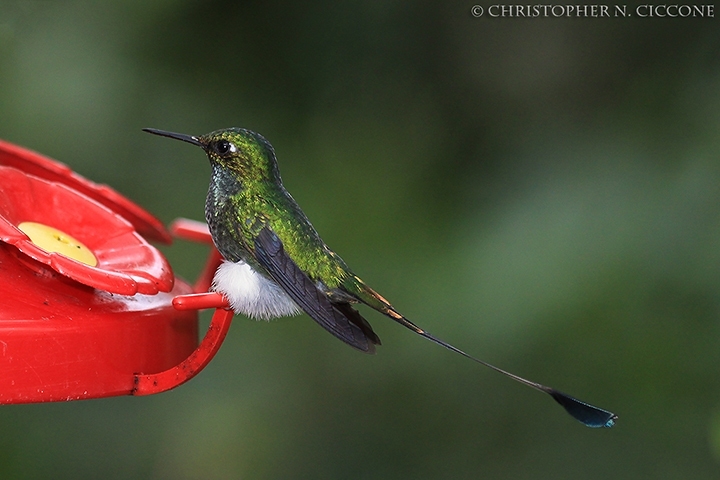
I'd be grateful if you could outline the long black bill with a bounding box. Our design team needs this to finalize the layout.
[142,128,205,147]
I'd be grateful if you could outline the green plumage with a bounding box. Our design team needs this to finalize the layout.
[143,126,617,428]
[200,128,353,290]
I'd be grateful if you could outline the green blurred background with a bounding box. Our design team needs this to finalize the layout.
[1,1,720,478]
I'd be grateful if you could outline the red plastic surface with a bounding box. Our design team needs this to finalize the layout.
[133,307,233,396]
[0,166,174,296]
[0,137,235,404]
[0,139,172,244]
[0,243,198,403]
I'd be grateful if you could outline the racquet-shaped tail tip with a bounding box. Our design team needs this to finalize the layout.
[548,390,617,428]
[380,318,617,428]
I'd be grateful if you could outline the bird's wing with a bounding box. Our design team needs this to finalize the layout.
[253,226,379,353]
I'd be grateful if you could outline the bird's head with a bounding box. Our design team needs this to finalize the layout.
[143,127,280,184]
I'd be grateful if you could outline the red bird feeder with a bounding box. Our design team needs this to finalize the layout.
[0,139,232,404]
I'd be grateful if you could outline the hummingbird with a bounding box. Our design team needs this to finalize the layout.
[143,127,617,428]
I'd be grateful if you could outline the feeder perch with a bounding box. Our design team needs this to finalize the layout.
[0,139,232,404]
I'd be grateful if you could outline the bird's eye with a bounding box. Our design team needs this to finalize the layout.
[214,140,236,155]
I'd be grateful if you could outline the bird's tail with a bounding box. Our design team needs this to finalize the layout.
[347,276,617,428]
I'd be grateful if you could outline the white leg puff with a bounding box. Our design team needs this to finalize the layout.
[211,260,301,320]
